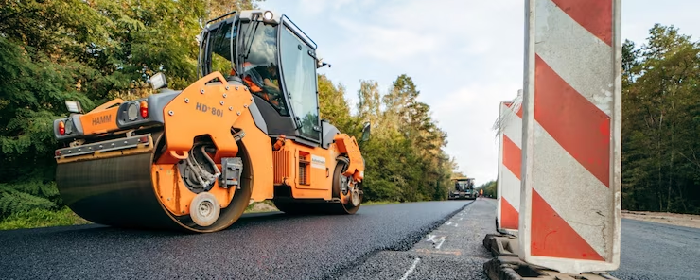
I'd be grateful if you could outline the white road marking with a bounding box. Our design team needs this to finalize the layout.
[446,222,452,225]
[435,237,446,249]
[399,257,421,280]
[454,223,458,227]
[426,235,438,243]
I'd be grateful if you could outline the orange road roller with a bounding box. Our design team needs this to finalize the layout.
[52,10,370,233]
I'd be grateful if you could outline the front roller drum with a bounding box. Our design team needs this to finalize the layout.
[55,132,252,233]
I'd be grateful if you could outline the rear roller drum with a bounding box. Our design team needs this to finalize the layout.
[274,157,362,216]
[331,156,362,214]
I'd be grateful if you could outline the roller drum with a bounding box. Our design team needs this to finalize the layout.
[55,131,250,233]
[56,151,181,230]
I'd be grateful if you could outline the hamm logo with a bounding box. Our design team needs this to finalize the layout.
[92,115,112,126]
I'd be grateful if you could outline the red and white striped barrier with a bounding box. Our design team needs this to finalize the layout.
[519,0,621,274]
[497,90,522,236]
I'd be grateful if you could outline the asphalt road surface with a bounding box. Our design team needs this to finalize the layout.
[610,219,700,280]
[0,199,698,280]
[0,200,484,280]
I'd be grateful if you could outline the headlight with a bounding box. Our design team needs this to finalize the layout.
[127,102,138,121]
[263,11,273,20]
[64,119,74,135]
[65,101,82,114]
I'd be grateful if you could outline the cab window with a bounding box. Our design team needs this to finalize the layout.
[207,22,236,79]
[279,25,320,141]
[239,22,289,116]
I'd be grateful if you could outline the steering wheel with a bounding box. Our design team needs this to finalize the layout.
[246,68,265,85]
[244,68,287,113]
[262,85,286,112]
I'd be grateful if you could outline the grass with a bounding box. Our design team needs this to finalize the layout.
[0,206,89,230]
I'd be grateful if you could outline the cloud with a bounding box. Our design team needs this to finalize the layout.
[334,18,440,62]
[326,0,523,63]
[621,0,700,44]
[297,0,377,16]
[432,82,522,183]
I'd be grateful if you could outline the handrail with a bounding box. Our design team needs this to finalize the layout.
[206,11,237,25]
[281,14,318,50]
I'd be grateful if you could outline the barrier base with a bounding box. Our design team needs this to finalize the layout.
[481,235,619,280]
[482,233,519,257]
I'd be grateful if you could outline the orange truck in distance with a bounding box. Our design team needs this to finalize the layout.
[52,10,370,233]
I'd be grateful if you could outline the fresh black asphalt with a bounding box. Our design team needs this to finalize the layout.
[0,201,472,280]
[0,199,697,280]
[340,198,495,280]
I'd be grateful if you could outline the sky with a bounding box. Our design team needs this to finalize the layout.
[254,0,700,185]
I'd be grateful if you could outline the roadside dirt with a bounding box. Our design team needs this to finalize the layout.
[622,210,700,229]
[246,202,279,213]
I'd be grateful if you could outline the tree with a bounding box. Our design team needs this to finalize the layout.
[621,24,700,214]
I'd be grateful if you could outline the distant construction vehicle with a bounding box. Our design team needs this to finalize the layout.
[51,10,370,233]
[448,177,477,200]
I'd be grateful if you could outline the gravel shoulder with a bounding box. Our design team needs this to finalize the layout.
[621,209,700,229]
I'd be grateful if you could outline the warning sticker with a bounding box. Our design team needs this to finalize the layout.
[311,155,326,169]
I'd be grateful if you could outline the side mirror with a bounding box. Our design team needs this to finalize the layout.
[149,72,167,90]
[65,101,83,114]
[360,122,371,142]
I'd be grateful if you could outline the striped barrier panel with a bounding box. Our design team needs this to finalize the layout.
[496,90,523,236]
[519,0,621,274]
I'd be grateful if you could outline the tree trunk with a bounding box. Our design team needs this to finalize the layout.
[657,114,663,211]
[668,120,674,212]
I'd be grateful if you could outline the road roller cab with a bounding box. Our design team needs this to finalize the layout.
[52,10,370,233]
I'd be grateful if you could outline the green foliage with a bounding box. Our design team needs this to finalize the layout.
[622,24,700,214]
[0,183,58,219]
[316,73,459,203]
[318,74,355,133]
[340,75,456,203]
[477,180,497,198]
[0,207,87,230]
[316,72,460,203]
[0,35,95,179]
